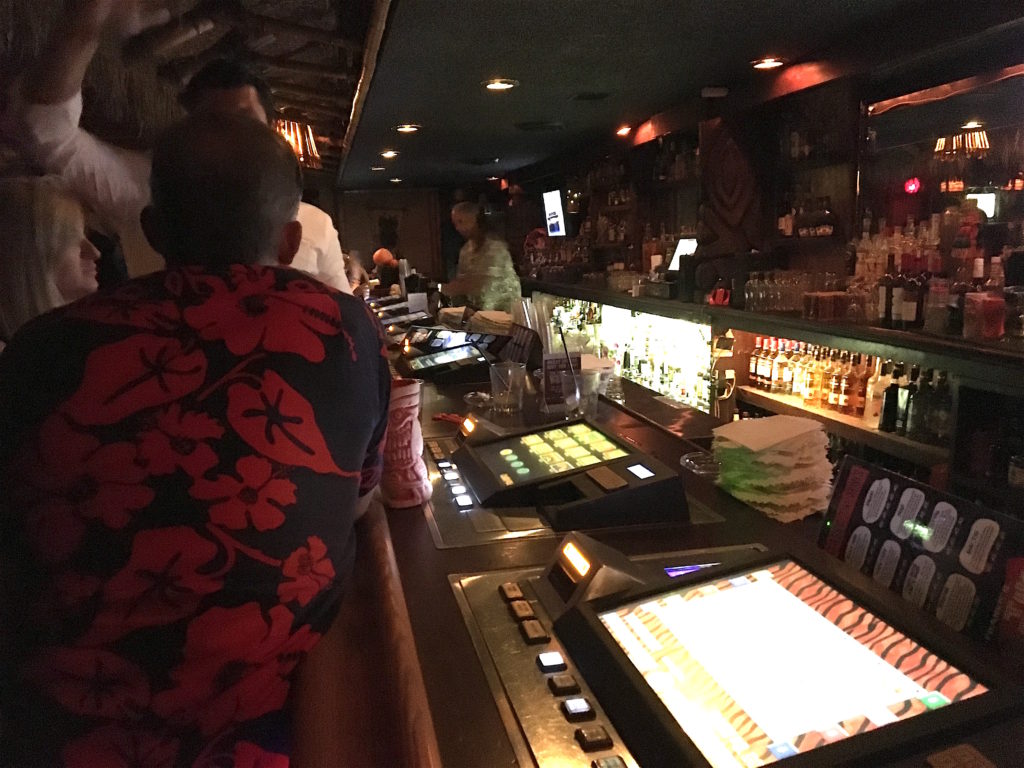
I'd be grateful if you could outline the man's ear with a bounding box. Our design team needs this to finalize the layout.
[277,220,302,266]
[140,206,167,256]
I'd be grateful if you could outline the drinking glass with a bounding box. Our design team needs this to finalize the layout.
[560,370,602,418]
[489,362,526,413]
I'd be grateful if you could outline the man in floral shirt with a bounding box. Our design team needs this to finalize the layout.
[0,114,390,767]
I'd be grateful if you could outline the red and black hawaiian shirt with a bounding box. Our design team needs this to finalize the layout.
[0,264,390,767]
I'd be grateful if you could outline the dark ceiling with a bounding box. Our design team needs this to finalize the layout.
[339,0,929,190]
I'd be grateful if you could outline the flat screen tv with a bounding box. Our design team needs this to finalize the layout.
[555,552,1020,768]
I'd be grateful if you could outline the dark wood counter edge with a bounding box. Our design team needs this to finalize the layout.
[523,279,1024,385]
[379,377,1021,768]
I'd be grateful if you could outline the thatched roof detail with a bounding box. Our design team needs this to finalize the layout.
[1,0,368,168]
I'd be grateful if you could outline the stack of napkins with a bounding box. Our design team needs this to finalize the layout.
[468,310,512,335]
[713,416,832,523]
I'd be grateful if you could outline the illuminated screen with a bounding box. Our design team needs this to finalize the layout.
[668,238,698,271]
[598,560,987,768]
[543,190,567,237]
[475,423,629,488]
[407,345,483,371]
[627,464,655,480]
[966,193,996,219]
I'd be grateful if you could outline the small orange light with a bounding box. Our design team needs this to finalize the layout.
[461,417,476,435]
[752,57,785,70]
[616,125,632,137]
[395,123,421,133]
[563,542,591,578]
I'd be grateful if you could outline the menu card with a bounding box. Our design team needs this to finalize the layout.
[821,456,1024,642]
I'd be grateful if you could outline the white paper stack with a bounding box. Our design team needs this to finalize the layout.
[713,415,832,523]
[468,310,513,335]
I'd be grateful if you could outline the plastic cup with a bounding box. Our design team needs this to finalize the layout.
[489,362,526,413]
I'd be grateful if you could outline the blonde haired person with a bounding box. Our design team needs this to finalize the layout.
[0,176,99,351]
[447,200,521,312]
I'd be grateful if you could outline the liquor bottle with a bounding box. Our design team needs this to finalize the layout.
[791,342,810,398]
[853,354,871,417]
[840,353,863,415]
[901,253,922,330]
[778,340,794,395]
[878,253,898,328]
[906,369,934,442]
[771,339,790,394]
[825,351,844,411]
[895,364,919,436]
[749,336,763,388]
[756,337,774,390]
[948,258,971,336]
[878,362,905,432]
[971,257,986,291]
[803,348,824,406]
[819,349,838,409]
[928,371,953,444]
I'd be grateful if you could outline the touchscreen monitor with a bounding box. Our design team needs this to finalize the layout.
[596,559,989,767]
[474,423,629,487]
[406,344,484,371]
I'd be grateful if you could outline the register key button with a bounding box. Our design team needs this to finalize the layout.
[575,726,613,752]
[519,619,550,645]
[508,600,535,621]
[499,582,524,601]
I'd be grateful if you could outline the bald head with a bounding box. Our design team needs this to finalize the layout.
[146,113,302,267]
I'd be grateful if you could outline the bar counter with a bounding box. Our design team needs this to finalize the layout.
[368,371,1024,768]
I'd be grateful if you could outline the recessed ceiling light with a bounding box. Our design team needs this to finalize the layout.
[390,178,402,183]
[752,57,785,70]
[380,149,399,159]
[486,176,499,181]
[961,119,984,130]
[483,78,519,91]
[395,123,421,133]
[616,125,632,137]
[370,166,386,171]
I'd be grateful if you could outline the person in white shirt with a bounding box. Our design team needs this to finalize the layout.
[2,0,351,293]
[0,176,100,352]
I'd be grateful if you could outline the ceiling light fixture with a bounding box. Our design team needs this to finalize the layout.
[390,178,402,183]
[395,123,421,133]
[752,57,785,70]
[483,78,519,91]
[616,125,632,137]
[961,119,983,130]
[380,149,399,159]
[371,166,386,171]
[486,176,499,181]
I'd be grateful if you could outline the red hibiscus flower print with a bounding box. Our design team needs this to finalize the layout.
[18,415,154,564]
[24,647,150,719]
[62,725,180,768]
[138,404,224,478]
[62,334,207,426]
[227,371,350,476]
[183,265,342,362]
[68,282,182,331]
[190,456,295,531]
[80,527,222,645]
[277,536,335,607]
[231,741,289,768]
[151,603,320,736]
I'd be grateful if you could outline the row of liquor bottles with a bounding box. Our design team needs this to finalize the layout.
[874,251,1007,339]
[748,337,952,445]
